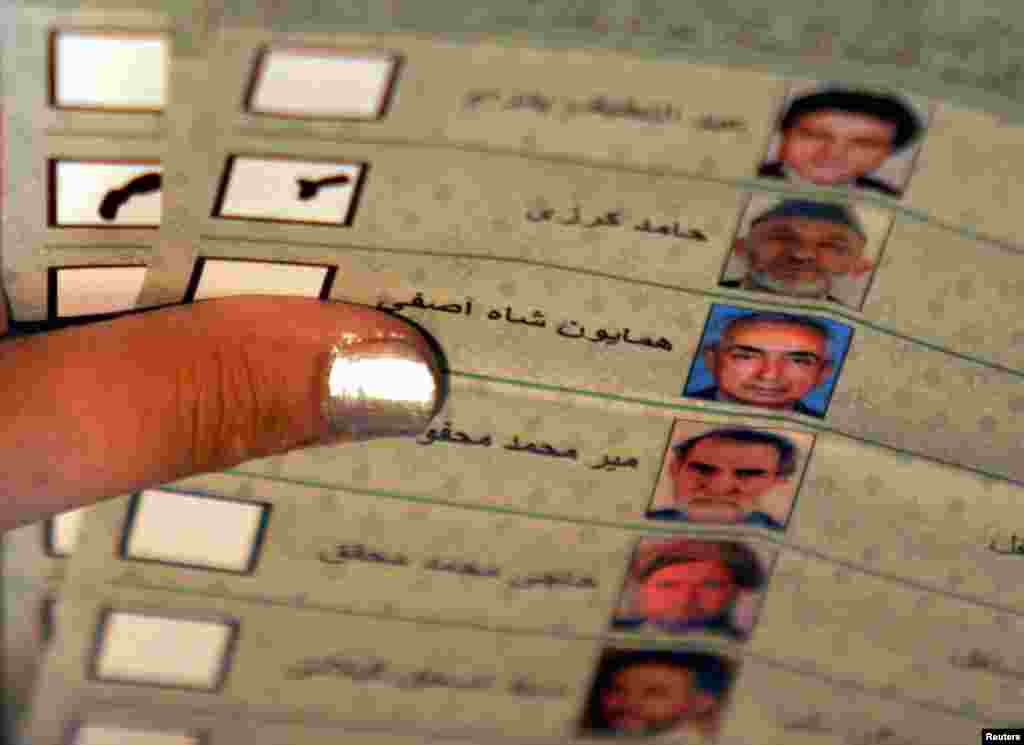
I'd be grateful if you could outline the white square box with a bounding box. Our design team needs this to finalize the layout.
[246,47,401,120]
[45,506,91,557]
[185,257,336,302]
[91,610,237,691]
[51,30,168,111]
[49,265,147,318]
[50,160,162,227]
[72,724,201,745]
[212,155,366,226]
[120,490,270,573]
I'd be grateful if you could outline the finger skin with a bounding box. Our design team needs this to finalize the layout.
[0,296,442,531]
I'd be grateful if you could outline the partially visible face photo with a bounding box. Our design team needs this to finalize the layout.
[646,419,813,530]
[611,536,775,642]
[719,194,892,311]
[579,647,738,740]
[757,82,930,200]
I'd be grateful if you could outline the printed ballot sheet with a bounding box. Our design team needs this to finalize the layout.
[4,2,1024,744]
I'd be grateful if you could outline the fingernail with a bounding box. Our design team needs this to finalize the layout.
[322,339,443,442]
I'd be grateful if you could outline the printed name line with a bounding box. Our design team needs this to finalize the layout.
[222,466,1024,620]
[200,233,1024,381]
[218,131,1024,258]
[106,572,995,726]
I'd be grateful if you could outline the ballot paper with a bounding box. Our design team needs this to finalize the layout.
[4,2,1024,744]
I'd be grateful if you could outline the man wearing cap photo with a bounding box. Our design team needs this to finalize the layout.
[720,199,873,307]
[685,310,845,418]
[612,538,768,640]
[646,427,797,529]
[758,88,924,197]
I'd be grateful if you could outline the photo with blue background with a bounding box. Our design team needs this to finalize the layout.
[682,304,854,417]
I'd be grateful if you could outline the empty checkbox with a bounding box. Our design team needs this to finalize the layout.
[50,265,146,318]
[120,490,269,573]
[51,31,167,111]
[184,258,335,302]
[91,610,237,691]
[246,47,400,120]
[72,724,200,745]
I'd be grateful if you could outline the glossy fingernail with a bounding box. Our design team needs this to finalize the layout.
[322,339,442,442]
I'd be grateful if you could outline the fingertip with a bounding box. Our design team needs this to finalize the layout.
[304,299,449,445]
[321,338,441,442]
[365,307,450,420]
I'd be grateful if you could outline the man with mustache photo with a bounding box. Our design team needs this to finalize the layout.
[611,538,768,642]
[646,427,798,530]
[719,199,874,309]
[684,308,851,419]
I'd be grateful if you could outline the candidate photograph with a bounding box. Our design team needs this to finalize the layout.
[719,195,891,310]
[683,305,854,419]
[758,84,928,198]
[646,420,813,530]
[612,537,772,642]
[579,647,738,741]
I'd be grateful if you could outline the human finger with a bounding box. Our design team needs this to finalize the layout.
[0,295,446,530]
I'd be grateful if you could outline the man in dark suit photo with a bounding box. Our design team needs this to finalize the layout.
[685,310,846,418]
[759,88,924,197]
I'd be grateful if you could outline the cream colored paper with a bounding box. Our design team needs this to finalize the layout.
[6,4,1024,744]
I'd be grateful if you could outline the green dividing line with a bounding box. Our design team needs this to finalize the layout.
[232,365,1024,491]
[225,467,688,535]
[235,127,1024,259]
[449,370,1024,486]
[205,217,1024,382]
[133,556,995,727]
[223,461,1024,619]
